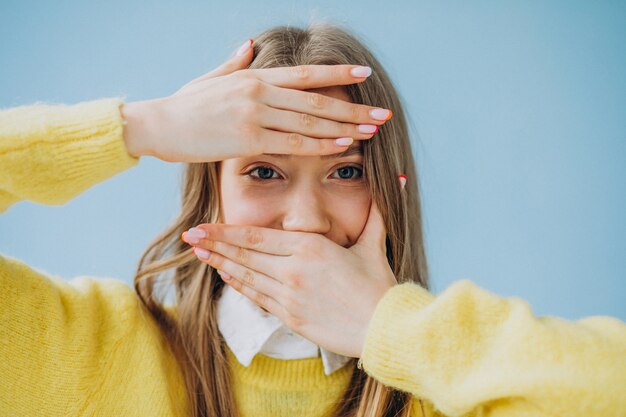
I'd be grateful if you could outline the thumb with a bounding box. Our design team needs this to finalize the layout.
[209,38,255,78]
[354,199,388,255]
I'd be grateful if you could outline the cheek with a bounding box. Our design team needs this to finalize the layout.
[328,189,371,244]
[219,183,282,226]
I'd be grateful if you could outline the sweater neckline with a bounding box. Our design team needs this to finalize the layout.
[225,343,355,390]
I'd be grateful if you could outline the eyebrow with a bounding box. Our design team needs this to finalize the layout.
[264,144,364,160]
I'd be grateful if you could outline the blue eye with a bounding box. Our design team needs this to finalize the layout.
[248,166,279,180]
[331,166,363,180]
[246,165,364,181]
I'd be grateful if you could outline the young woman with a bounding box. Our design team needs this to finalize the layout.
[1,24,624,417]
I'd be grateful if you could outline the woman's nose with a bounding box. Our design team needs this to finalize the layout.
[281,186,331,235]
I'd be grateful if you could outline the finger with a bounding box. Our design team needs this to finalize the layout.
[355,198,388,254]
[259,106,378,140]
[188,39,255,84]
[211,39,255,77]
[261,84,392,125]
[193,224,308,256]
[254,128,358,156]
[196,238,285,280]
[248,64,372,89]
[219,269,289,322]
[193,247,288,311]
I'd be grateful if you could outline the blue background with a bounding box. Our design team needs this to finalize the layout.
[1,1,624,320]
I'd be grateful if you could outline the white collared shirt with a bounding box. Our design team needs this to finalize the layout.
[216,284,352,375]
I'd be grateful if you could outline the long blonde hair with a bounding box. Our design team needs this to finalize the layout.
[134,23,429,417]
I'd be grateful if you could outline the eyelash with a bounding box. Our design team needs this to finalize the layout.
[245,164,364,182]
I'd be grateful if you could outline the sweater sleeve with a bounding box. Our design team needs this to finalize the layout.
[0,254,190,416]
[0,254,133,413]
[0,98,140,213]
[360,279,626,417]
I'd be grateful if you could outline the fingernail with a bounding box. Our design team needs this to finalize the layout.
[188,227,207,239]
[218,270,232,281]
[236,39,253,56]
[398,174,407,189]
[350,66,372,77]
[369,108,392,121]
[194,247,211,260]
[335,137,353,146]
[358,124,378,134]
[183,232,199,244]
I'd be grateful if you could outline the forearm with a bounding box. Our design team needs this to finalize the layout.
[0,98,139,212]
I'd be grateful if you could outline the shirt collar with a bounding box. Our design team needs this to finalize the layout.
[216,284,351,375]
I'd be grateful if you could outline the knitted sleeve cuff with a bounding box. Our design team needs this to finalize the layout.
[359,282,434,391]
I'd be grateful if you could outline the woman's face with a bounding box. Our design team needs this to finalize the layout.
[218,86,371,248]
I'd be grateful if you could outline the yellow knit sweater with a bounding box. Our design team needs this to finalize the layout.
[1,99,625,417]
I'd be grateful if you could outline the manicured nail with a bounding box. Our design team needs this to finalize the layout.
[218,270,232,281]
[350,66,372,78]
[183,233,199,244]
[236,39,253,56]
[358,124,378,134]
[188,227,206,239]
[369,108,392,121]
[335,137,353,146]
[194,247,211,260]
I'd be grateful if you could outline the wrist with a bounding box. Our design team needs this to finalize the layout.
[121,99,161,158]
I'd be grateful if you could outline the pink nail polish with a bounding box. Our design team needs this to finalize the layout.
[335,137,353,146]
[369,108,392,121]
[350,66,372,77]
[236,39,252,56]
[194,247,211,260]
[183,233,200,244]
[358,124,378,134]
[218,270,232,281]
[188,227,206,238]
